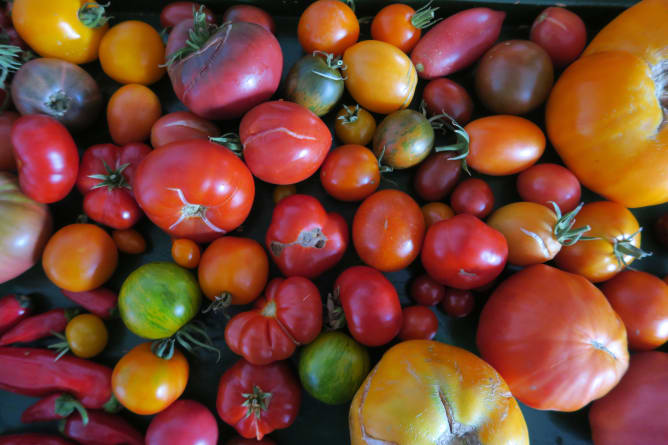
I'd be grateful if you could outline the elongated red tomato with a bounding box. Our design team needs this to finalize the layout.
[150,111,220,149]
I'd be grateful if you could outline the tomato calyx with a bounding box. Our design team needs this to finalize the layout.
[48,331,73,361]
[269,227,328,256]
[612,228,652,269]
[201,292,233,317]
[167,187,226,234]
[375,146,395,174]
[88,161,131,191]
[312,51,347,81]
[44,90,73,117]
[325,288,346,330]
[411,1,442,30]
[151,321,221,362]
[0,44,23,89]
[337,104,361,125]
[209,133,243,155]
[77,2,111,29]
[432,113,471,174]
[241,385,272,420]
[54,394,90,426]
[165,6,219,66]
[551,202,595,246]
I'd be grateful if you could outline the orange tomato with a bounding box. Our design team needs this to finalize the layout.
[171,238,200,269]
[320,144,380,202]
[297,0,359,55]
[65,313,108,358]
[421,202,454,228]
[343,40,417,114]
[107,84,161,145]
[42,223,118,292]
[334,104,376,146]
[370,3,438,53]
[111,229,147,255]
[99,21,165,85]
[272,185,297,204]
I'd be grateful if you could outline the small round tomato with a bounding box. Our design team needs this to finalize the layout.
[99,21,165,85]
[112,342,189,415]
[371,3,439,53]
[43,224,118,292]
[422,78,474,124]
[441,288,475,318]
[150,111,220,149]
[171,238,200,269]
[450,178,495,219]
[146,399,218,445]
[373,109,434,169]
[421,202,454,228]
[530,7,586,68]
[160,2,215,28]
[223,5,275,33]
[0,111,18,171]
[107,84,161,145]
[320,144,380,202]
[112,229,146,254]
[413,152,462,201]
[353,189,425,272]
[64,313,108,358]
[398,306,438,340]
[334,104,376,146]
[198,237,269,306]
[516,163,581,213]
[601,271,668,351]
[410,274,446,306]
[298,0,359,55]
[272,185,296,204]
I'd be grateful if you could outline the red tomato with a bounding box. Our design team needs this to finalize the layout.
[0,111,18,171]
[516,163,581,213]
[320,144,380,202]
[171,238,200,269]
[146,399,218,445]
[450,178,495,219]
[298,0,359,55]
[440,288,475,318]
[601,270,668,351]
[477,264,629,411]
[413,152,462,201]
[352,189,425,272]
[335,266,403,347]
[421,214,508,290]
[150,111,220,149]
[398,306,438,340]
[133,140,254,243]
[227,438,276,445]
[11,115,78,203]
[160,2,215,28]
[530,7,587,68]
[421,202,455,228]
[422,78,474,124]
[410,274,446,306]
[225,277,322,365]
[240,101,332,185]
[111,229,146,255]
[266,195,348,279]
[371,3,438,53]
[223,5,275,33]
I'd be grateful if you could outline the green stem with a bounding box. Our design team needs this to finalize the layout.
[201,292,232,318]
[55,394,89,426]
[612,228,652,269]
[337,104,360,125]
[164,6,218,66]
[77,2,111,28]
[433,113,470,175]
[88,161,131,191]
[551,202,596,246]
[411,1,441,29]
[0,44,23,90]
[151,321,221,362]
[241,385,272,419]
[376,145,394,174]
[47,331,70,362]
[210,133,243,155]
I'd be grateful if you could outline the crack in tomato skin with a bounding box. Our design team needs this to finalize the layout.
[166,187,225,234]
[270,227,327,256]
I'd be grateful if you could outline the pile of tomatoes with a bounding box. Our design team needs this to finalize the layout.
[0,0,667,444]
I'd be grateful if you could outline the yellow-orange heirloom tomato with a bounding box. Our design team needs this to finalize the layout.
[350,340,529,445]
[546,0,668,208]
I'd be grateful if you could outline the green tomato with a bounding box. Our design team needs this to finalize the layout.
[284,53,345,116]
[373,109,435,169]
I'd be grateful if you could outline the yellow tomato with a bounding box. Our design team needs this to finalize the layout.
[65,313,108,358]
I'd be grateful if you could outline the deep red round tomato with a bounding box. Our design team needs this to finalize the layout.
[422,78,474,124]
[530,7,586,68]
[133,140,255,243]
[450,178,495,219]
[297,0,359,55]
[320,144,380,202]
[150,111,220,149]
[422,214,508,290]
[217,358,301,440]
[225,277,322,365]
[441,288,475,318]
[266,194,348,279]
[11,115,79,203]
[410,274,446,306]
[0,111,18,171]
[335,266,403,347]
[160,2,215,28]
[414,152,462,201]
[516,163,581,213]
[240,101,332,185]
[223,5,275,33]
[146,399,218,445]
[398,306,438,340]
[371,3,437,53]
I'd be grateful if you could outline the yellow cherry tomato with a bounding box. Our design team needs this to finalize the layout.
[171,238,201,269]
[65,313,108,358]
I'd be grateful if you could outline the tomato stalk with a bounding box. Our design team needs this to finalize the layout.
[432,113,470,174]
[22,393,90,425]
[165,6,218,66]
[312,51,347,80]
[551,202,596,246]
[242,385,272,419]
[88,161,131,191]
[612,228,652,268]
[201,292,233,317]
[48,331,74,361]
[151,321,221,362]
[411,1,442,29]
[0,44,23,90]
[44,90,73,117]
[209,133,243,155]
[325,288,346,331]
[77,2,111,28]
[336,104,361,125]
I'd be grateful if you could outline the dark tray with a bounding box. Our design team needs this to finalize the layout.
[1,1,664,445]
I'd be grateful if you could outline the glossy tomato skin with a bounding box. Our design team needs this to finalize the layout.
[410,274,446,306]
[421,202,454,228]
[223,5,275,33]
[320,145,380,202]
[134,140,254,243]
[0,112,19,171]
[422,214,508,290]
[146,399,218,445]
[516,163,581,213]
[240,101,331,185]
[111,229,146,254]
[336,266,403,347]
[530,7,586,68]
[370,4,422,53]
[414,152,462,201]
[298,0,358,55]
[284,54,344,117]
[227,438,276,445]
[373,109,434,169]
[171,238,200,269]
[12,115,79,204]
[477,264,629,411]
[77,143,151,194]
[65,313,108,358]
[217,359,300,440]
[398,306,438,340]
[441,288,475,318]
[353,189,425,272]
[334,105,376,146]
[107,84,161,145]
[450,178,495,219]
[84,188,142,230]
[160,2,215,28]
[422,78,474,124]
[150,112,220,149]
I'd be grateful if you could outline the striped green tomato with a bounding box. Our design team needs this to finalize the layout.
[372,109,435,169]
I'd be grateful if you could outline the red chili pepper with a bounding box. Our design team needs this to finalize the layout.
[60,411,144,445]
[0,294,32,334]
[21,393,90,425]
[0,434,74,445]
[0,347,115,410]
[61,288,117,319]
[0,308,79,346]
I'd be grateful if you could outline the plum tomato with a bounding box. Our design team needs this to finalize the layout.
[334,104,376,146]
[320,144,380,202]
[410,274,446,306]
[297,0,359,55]
[516,163,581,213]
[171,238,200,269]
[112,229,147,255]
[160,2,215,28]
[413,152,462,201]
[370,3,439,53]
[530,7,587,68]
[450,178,494,219]
[422,202,455,228]
[440,288,475,318]
[398,306,438,340]
[422,78,474,124]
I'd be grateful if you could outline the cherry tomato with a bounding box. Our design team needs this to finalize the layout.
[410,274,446,306]
[320,144,380,202]
[516,163,581,213]
[353,189,425,272]
[222,5,275,33]
[372,109,434,169]
[0,111,18,171]
[112,229,147,255]
[413,152,462,201]
[655,213,668,249]
[146,400,218,445]
[99,20,165,85]
[450,178,495,219]
[272,185,296,204]
[150,111,220,149]
[64,313,108,358]
[422,78,474,124]
[530,7,586,68]
[371,3,439,53]
[422,202,455,228]
[440,288,475,318]
[334,104,376,146]
[298,0,359,55]
[398,306,438,340]
[42,223,118,292]
[171,238,200,269]
[160,2,215,28]
[107,84,161,145]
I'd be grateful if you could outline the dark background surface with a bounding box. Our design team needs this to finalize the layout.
[1,1,665,445]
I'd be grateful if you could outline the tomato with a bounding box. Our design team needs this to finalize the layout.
[0,173,52,284]
[225,277,322,365]
[240,101,331,185]
[371,3,439,53]
[99,21,165,85]
[198,237,269,306]
[335,266,402,347]
[350,340,529,445]
[146,399,218,445]
[107,84,161,145]
[320,144,380,202]
[589,351,668,445]
[222,5,275,33]
[410,274,446,306]
[422,214,508,290]
[343,40,417,114]
[11,0,109,64]
[134,140,255,243]
[82,186,138,230]
[112,342,189,415]
[372,109,434,169]
[12,115,79,204]
[601,270,668,351]
[422,78,474,124]
[334,104,376,146]
[411,8,506,79]
[413,152,462,201]
[450,178,494,219]
[43,224,118,292]
[160,2,215,28]
[477,264,628,411]
[516,163,581,213]
[421,202,454,228]
[530,7,587,68]
[398,306,438,340]
[298,0,358,55]
[171,238,200,269]
[285,53,344,117]
[353,189,425,272]
[0,112,18,171]
[63,313,108,359]
[150,111,220,149]
[112,229,146,255]
[299,331,370,405]
[272,185,296,204]
[440,288,475,318]
[555,201,648,283]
